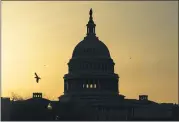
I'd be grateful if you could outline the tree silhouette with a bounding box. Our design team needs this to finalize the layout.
[10,92,30,101]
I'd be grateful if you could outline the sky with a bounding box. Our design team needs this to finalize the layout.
[1,1,178,103]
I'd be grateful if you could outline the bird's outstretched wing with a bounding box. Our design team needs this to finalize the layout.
[36,76,41,83]
[35,72,38,77]
[36,78,39,83]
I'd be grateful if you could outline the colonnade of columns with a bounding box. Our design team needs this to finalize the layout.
[68,61,114,73]
[64,79,118,94]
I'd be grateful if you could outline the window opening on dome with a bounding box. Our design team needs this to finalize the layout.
[102,64,105,71]
[94,84,97,88]
[100,64,103,70]
[104,65,106,72]
[86,84,89,88]
[90,84,93,88]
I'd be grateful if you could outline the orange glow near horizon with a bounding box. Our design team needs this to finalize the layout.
[1,1,178,103]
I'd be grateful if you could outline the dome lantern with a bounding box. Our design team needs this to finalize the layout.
[86,8,96,36]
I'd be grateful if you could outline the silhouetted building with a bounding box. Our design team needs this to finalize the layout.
[139,95,148,101]
[58,8,126,120]
[1,97,11,121]
[9,93,54,121]
[32,92,42,98]
[2,9,179,121]
[63,9,120,96]
[57,9,179,121]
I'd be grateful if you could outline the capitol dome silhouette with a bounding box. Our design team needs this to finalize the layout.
[62,8,120,96]
[72,37,111,58]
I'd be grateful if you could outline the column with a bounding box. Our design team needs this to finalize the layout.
[68,81,71,92]
[64,80,67,92]
[116,80,119,93]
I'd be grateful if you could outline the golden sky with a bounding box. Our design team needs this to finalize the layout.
[1,1,178,103]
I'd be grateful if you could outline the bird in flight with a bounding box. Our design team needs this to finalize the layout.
[34,72,41,83]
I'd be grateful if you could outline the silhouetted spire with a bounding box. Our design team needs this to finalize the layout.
[86,8,96,36]
[89,8,93,20]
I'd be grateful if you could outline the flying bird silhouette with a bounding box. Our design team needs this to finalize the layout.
[34,72,41,83]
